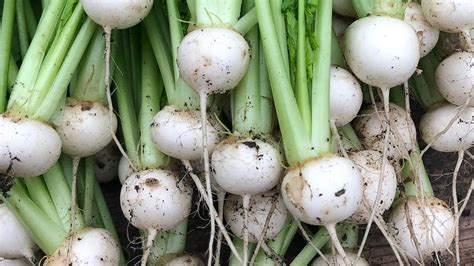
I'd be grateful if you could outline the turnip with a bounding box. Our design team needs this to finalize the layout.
[343,14,420,115]
[224,191,287,244]
[435,51,474,107]
[0,116,62,177]
[404,2,440,57]
[0,202,37,263]
[419,103,473,153]
[120,169,192,266]
[311,251,369,265]
[118,155,134,185]
[150,105,222,161]
[421,0,474,48]
[44,227,120,265]
[333,0,357,18]
[347,150,397,224]
[354,103,417,164]
[0,258,30,266]
[55,98,117,158]
[329,66,363,126]
[388,196,455,262]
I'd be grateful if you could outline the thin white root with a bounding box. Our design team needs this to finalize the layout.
[357,87,391,261]
[69,156,80,233]
[103,26,137,173]
[182,160,243,264]
[242,195,250,266]
[373,215,406,265]
[141,229,158,266]
[453,150,464,265]
[330,119,348,158]
[261,241,284,265]
[249,195,278,265]
[325,224,350,265]
[199,93,215,266]
[214,191,226,266]
[296,220,330,264]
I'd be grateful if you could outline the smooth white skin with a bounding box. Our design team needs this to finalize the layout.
[312,252,369,265]
[333,0,357,18]
[421,0,474,33]
[435,51,474,107]
[120,169,192,231]
[0,203,36,262]
[388,197,455,260]
[150,105,222,160]
[56,99,118,157]
[80,0,153,29]
[343,16,420,90]
[354,103,417,163]
[281,155,362,225]
[330,66,363,126]
[0,258,30,266]
[211,136,283,196]
[0,115,62,177]
[404,2,440,57]
[166,255,204,266]
[347,150,397,224]
[419,103,473,152]
[94,142,120,183]
[224,191,288,243]
[177,27,251,95]
[118,156,134,185]
[45,227,120,265]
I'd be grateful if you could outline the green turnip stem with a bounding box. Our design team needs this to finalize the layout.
[23,0,38,37]
[256,0,315,165]
[147,230,168,264]
[196,0,242,26]
[165,219,188,254]
[352,0,373,18]
[258,40,274,134]
[166,0,184,83]
[331,30,346,67]
[290,227,330,265]
[0,0,15,112]
[296,0,311,133]
[409,52,445,110]
[232,27,265,133]
[270,0,290,77]
[339,124,363,151]
[23,176,62,227]
[83,157,95,226]
[372,0,404,18]
[143,14,176,105]
[33,18,97,121]
[338,223,358,250]
[7,0,64,116]
[114,32,140,167]
[140,30,168,169]
[70,29,107,103]
[234,7,257,34]
[7,54,18,89]
[389,85,406,109]
[4,182,67,255]
[311,0,332,154]
[403,149,434,197]
[229,238,255,266]
[15,0,30,57]
[43,162,78,231]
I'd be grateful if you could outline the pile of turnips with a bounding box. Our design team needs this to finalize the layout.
[0,0,472,265]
